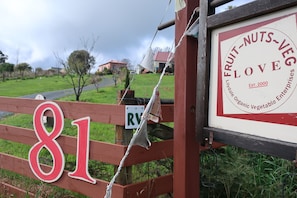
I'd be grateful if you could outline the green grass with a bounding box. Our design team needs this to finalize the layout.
[0,73,174,99]
[0,76,74,97]
[130,73,174,99]
[0,75,97,97]
[60,73,174,103]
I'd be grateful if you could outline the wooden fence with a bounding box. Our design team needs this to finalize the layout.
[0,96,174,197]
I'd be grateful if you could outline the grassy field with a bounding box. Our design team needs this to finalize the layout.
[0,73,174,98]
[60,73,174,103]
[0,74,296,197]
[0,76,76,97]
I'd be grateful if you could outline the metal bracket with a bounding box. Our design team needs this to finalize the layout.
[209,131,214,146]
[204,131,214,148]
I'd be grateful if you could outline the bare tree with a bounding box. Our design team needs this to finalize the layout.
[90,75,102,92]
[112,70,119,87]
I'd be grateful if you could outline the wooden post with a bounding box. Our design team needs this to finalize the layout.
[115,90,135,185]
[196,0,208,144]
[174,0,200,197]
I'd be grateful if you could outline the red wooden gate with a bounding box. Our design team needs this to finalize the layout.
[0,96,174,197]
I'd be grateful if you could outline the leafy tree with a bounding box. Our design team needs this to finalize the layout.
[0,51,9,81]
[67,50,94,75]
[0,63,14,81]
[14,62,32,79]
[0,51,8,64]
[226,5,236,10]
[103,68,112,75]
[35,67,44,77]
[61,49,95,101]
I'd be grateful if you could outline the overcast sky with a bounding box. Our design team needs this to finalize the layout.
[0,0,252,71]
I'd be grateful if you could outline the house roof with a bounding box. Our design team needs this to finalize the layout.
[154,51,173,62]
[98,60,127,67]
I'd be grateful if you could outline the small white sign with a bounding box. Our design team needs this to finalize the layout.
[35,94,45,100]
[34,94,47,124]
[125,105,144,129]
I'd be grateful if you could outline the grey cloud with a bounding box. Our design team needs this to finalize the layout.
[0,0,174,69]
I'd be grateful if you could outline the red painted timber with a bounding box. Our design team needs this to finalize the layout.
[125,139,173,166]
[0,153,124,198]
[174,0,200,197]
[0,153,173,197]
[0,182,35,198]
[124,174,173,197]
[0,97,173,125]
[0,124,173,166]
[0,124,126,165]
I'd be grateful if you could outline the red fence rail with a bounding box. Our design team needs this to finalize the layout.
[0,96,174,197]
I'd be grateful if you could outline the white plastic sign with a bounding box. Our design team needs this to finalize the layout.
[125,105,144,129]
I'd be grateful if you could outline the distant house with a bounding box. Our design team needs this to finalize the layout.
[153,51,174,73]
[137,51,174,74]
[50,67,64,74]
[97,60,127,73]
[50,67,66,74]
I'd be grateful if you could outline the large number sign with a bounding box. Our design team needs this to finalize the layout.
[29,101,96,184]
[209,7,297,143]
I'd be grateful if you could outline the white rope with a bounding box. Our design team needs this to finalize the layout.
[149,0,173,48]
[157,6,199,86]
[104,118,146,198]
[175,6,199,50]
[117,0,173,105]
[104,5,200,198]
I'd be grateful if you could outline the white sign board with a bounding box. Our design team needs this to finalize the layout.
[125,105,144,129]
[209,7,297,143]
